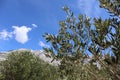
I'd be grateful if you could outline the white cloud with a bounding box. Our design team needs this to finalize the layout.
[32,24,38,28]
[0,25,32,44]
[0,30,13,40]
[39,41,50,48]
[77,0,101,17]
[12,26,32,44]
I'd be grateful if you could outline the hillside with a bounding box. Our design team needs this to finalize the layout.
[0,49,61,80]
[0,49,60,66]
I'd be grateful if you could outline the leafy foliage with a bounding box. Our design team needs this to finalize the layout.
[0,51,60,80]
[99,0,120,17]
[0,0,119,80]
[44,0,120,80]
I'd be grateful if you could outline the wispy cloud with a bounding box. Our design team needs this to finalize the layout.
[0,30,13,40]
[77,0,101,17]
[39,41,50,48]
[32,24,38,28]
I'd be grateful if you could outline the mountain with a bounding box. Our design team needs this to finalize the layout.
[0,48,60,66]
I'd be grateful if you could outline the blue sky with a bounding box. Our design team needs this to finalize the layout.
[0,0,110,51]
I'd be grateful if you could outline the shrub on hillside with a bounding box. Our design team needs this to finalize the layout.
[0,51,60,80]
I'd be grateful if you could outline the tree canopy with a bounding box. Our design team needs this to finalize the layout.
[44,0,120,80]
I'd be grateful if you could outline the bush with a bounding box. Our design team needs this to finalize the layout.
[0,51,60,80]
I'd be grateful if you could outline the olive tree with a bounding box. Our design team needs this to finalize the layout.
[43,0,120,80]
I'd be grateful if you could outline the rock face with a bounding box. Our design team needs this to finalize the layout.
[0,49,60,66]
[0,53,7,61]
